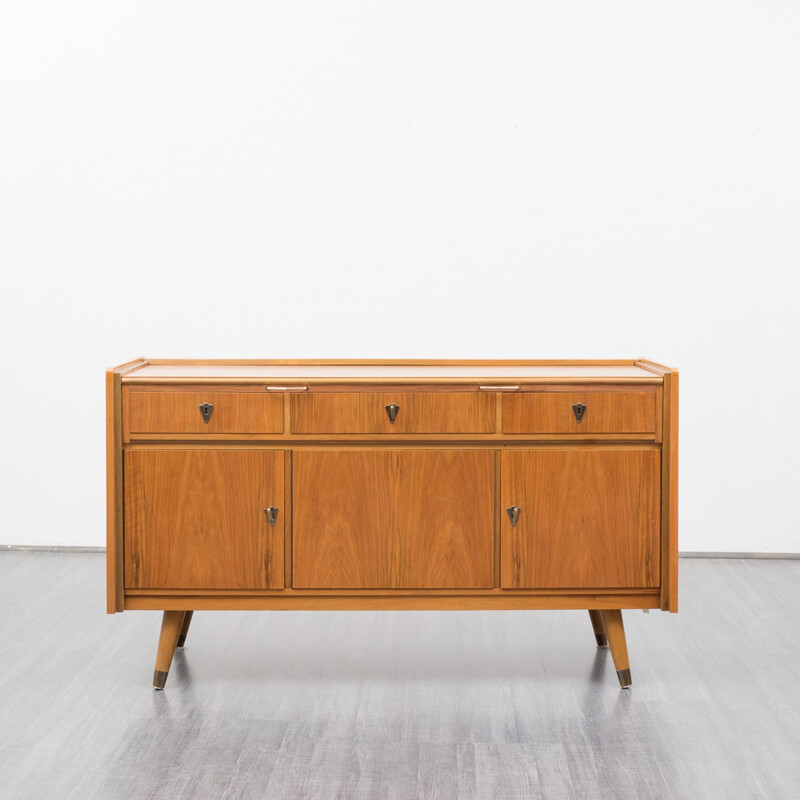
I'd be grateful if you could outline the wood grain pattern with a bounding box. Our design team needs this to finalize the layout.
[106,369,122,612]
[663,370,679,611]
[634,360,680,611]
[293,450,495,589]
[176,609,193,648]
[106,358,146,613]
[600,609,630,679]
[124,592,660,610]
[127,432,659,443]
[124,450,285,590]
[127,391,283,435]
[588,609,607,646]
[291,392,496,434]
[501,449,661,589]
[153,610,185,687]
[107,357,679,690]
[503,391,656,434]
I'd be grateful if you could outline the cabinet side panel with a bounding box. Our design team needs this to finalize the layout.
[106,370,124,612]
[662,371,679,611]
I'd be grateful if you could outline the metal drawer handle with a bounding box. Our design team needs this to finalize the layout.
[385,403,400,424]
[265,386,308,392]
[198,403,214,423]
[572,403,587,423]
[479,385,520,391]
[264,506,279,526]
[506,506,521,527]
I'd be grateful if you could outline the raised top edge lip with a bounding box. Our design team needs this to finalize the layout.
[112,359,672,384]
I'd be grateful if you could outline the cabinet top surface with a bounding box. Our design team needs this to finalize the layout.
[117,360,668,384]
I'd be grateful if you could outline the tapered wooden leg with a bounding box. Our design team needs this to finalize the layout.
[588,610,608,648]
[599,609,631,688]
[176,610,194,649]
[153,610,186,690]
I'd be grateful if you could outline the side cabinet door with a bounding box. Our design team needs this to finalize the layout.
[293,450,495,589]
[124,450,284,590]
[501,449,660,589]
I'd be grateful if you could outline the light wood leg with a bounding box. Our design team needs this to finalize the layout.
[588,610,607,648]
[176,610,194,649]
[599,609,631,688]
[153,610,186,690]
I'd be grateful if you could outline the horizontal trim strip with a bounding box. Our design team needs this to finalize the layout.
[124,587,659,596]
[124,593,661,611]
[679,551,800,559]
[123,376,663,385]
[5,546,798,559]
[2,545,106,552]
[124,437,661,445]
[144,359,644,366]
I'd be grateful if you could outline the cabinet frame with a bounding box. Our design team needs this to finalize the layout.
[107,359,678,614]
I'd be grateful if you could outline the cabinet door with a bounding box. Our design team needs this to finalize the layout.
[124,450,284,590]
[293,450,495,589]
[501,449,660,589]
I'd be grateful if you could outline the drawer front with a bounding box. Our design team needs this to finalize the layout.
[128,391,284,434]
[503,391,656,434]
[291,392,496,434]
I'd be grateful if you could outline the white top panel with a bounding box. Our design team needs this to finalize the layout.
[124,362,662,383]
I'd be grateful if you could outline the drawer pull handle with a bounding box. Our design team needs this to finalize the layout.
[385,403,400,424]
[572,403,587,423]
[478,385,520,391]
[265,386,308,392]
[263,506,279,526]
[198,402,214,423]
[506,506,521,527]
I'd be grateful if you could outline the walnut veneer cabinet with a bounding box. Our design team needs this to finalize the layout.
[106,359,678,689]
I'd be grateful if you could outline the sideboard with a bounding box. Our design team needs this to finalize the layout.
[106,359,678,689]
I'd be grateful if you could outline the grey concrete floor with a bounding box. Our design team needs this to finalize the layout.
[1,552,799,799]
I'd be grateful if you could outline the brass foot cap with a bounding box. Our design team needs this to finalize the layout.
[595,633,608,648]
[153,670,169,690]
[617,668,632,688]
[176,635,187,649]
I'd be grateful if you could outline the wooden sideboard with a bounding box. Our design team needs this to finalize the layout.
[106,359,678,689]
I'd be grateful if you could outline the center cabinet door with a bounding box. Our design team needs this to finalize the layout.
[124,450,285,590]
[292,450,495,589]
[501,449,661,589]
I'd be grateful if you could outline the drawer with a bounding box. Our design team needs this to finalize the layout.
[503,391,657,435]
[127,391,284,434]
[291,392,496,434]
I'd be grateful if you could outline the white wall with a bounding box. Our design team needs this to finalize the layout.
[1,1,798,552]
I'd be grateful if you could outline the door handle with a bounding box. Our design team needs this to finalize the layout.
[506,506,521,526]
[263,506,279,526]
[385,403,400,424]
